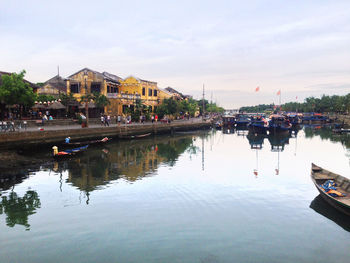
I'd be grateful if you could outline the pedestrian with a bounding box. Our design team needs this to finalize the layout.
[151,115,154,123]
[100,115,104,126]
[141,115,145,124]
[107,115,111,126]
[117,115,121,126]
[42,114,48,125]
[155,114,158,122]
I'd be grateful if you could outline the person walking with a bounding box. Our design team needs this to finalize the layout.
[117,115,121,126]
[155,114,158,123]
[106,115,111,126]
[151,115,154,123]
[100,115,105,126]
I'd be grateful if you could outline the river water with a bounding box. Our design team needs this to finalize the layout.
[1,126,350,263]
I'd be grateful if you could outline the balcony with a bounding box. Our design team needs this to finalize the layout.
[107,93,141,100]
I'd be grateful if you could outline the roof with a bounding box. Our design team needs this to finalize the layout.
[67,68,121,85]
[165,87,184,97]
[0,70,41,91]
[102,72,122,84]
[124,75,157,85]
[43,75,66,93]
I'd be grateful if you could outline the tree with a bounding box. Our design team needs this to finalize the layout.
[0,70,36,119]
[80,93,110,127]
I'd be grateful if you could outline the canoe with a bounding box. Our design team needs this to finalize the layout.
[119,133,152,139]
[311,163,350,216]
[53,145,89,158]
[65,137,111,146]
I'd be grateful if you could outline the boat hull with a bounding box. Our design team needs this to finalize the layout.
[311,163,350,216]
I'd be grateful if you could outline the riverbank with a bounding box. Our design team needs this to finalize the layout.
[0,119,211,150]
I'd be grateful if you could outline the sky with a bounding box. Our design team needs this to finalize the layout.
[1,0,349,108]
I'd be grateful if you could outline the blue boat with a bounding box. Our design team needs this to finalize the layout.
[235,114,251,128]
[268,114,292,134]
[52,145,89,158]
[302,113,329,124]
[248,115,268,134]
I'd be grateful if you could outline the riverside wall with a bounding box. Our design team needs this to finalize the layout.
[0,121,211,150]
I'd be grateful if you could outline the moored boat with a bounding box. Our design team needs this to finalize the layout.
[311,163,350,216]
[52,145,89,158]
[235,114,250,128]
[268,114,292,134]
[119,133,152,139]
[302,113,329,124]
[248,115,268,134]
[65,137,111,146]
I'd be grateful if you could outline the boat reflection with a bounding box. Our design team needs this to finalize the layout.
[47,135,196,204]
[310,195,350,232]
[0,190,41,231]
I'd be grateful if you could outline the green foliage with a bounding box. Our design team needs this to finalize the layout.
[0,70,35,107]
[93,92,110,108]
[240,93,350,114]
[59,93,77,106]
[36,94,56,103]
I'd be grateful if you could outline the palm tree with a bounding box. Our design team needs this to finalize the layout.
[80,93,95,127]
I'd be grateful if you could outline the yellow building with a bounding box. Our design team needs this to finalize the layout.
[66,68,122,116]
[66,68,174,116]
[119,76,161,112]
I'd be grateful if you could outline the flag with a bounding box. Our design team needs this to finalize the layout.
[275,168,279,175]
[253,169,258,177]
[277,90,281,96]
[255,86,260,92]
[296,96,298,100]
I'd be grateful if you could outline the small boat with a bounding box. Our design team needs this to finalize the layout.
[235,114,250,128]
[65,137,111,146]
[120,133,152,139]
[285,113,302,128]
[268,114,292,134]
[52,145,89,158]
[311,163,350,216]
[248,115,268,134]
[302,113,329,124]
[222,115,235,127]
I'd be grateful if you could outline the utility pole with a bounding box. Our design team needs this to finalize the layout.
[202,84,205,121]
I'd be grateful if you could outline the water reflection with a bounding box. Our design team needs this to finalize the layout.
[0,190,41,230]
[310,195,350,232]
[304,126,350,149]
[45,135,197,204]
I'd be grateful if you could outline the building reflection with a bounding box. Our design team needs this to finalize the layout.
[0,190,41,231]
[49,135,195,204]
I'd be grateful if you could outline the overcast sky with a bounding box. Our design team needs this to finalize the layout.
[1,0,349,108]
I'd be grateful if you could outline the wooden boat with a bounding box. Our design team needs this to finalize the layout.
[119,133,152,139]
[65,137,111,146]
[311,163,350,216]
[53,145,89,158]
[248,115,268,134]
[268,114,292,134]
[235,114,250,128]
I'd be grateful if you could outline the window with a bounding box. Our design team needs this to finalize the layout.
[107,85,111,93]
[153,89,158,97]
[142,87,145,96]
[148,88,152,96]
[91,83,101,93]
[70,84,79,93]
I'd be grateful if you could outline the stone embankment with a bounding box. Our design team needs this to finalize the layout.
[0,120,211,150]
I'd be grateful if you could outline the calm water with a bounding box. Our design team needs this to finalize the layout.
[1,127,350,263]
